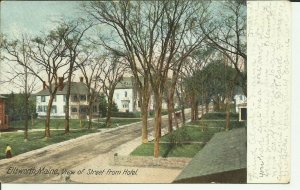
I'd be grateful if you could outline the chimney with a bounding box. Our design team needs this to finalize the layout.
[80,77,84,83]
[59,77,64,91]
[43,81,46,90]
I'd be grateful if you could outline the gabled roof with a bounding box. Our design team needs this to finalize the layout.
[35,82,90,96]
[0,95,7,99]
[115,77,134,89]
[174,128,246,183]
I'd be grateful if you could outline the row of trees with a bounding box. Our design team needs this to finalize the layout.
[81,0,246,157]
[0,20,128,140]
[0,0,246,157]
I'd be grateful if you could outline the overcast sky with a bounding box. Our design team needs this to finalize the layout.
[0,1,83,94]
[1,1,81,38]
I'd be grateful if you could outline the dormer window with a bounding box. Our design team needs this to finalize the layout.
[80,95,86,101]
[41,96,46,102]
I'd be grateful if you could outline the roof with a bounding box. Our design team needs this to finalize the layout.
[234,86,245,96]
[35,82,90,96]
[174,128,247,183]
[115,77,134,89]
[0,95,7,99]
[237,103,247,107]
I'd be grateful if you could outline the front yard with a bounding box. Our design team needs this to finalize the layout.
[9,118,141,130]
[131,112,246,158]
[0,118,141,160]
[0,129,98,160]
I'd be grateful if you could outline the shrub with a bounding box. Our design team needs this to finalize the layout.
[111,112,140,118]
[202,112,238,120]
[167,127,191,144]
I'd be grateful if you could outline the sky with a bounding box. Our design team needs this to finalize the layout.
[0,1,82,38]
[0,1,83,94]
[0,1,244,94]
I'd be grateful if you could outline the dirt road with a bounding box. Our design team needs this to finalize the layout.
[0,109,192,183]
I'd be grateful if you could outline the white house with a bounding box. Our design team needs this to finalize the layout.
[233,87,247,122]
[113,77,169,113]
[35,77,99,119]
[113,77,139,112]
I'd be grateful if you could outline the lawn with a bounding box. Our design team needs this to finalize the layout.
[0,129,98,160]
[201,112,239,120]
[131,126,221,158]
[9,118,141,130]
[131,112,246,158]
[131,143,205,158]
[1,118,141,160]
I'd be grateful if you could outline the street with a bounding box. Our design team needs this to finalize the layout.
[0,109,192,183]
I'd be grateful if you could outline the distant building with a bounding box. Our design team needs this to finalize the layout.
[113,77,138,113]
[233,87,247,121]
[113,77,169,113]
[0,95,9,130]
[35,77,99,119]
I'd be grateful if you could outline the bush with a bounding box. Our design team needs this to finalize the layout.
[167,127,191,144]
[111,112,140,118]
[149,109,169,116]
[202,112,238,120]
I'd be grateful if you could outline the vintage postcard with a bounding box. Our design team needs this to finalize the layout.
[0,0,293,189]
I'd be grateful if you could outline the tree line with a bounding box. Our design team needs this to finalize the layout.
[0,0,246,157]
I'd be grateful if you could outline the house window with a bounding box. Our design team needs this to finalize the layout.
[80,95,86,101]
[138,101,141,108]
[122,102,129,108]
[125,91,127,97]
[53,95,56,102]
[63,95,66,102]
[80,106,87,113]
[38,106,42,112]
[240,95,243,101]
[43,106,48,112]
[241,108,247,121]
[41,96,46,102]
[116,93,119,100]
[51,105,57,114]
[72,95,78,102]
[64,106,67,113]
[71,107,78,113]
[93,105,97,112]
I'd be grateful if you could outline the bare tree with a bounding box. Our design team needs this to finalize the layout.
[200,0,247,96]
[83,0,209,157]
[76,53,105,129]
[58,19,93,134]
[1,35,39,140]
[96,54,128,127]
[26,29,69,138]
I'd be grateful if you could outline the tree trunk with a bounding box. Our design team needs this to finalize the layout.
[88,94,94,129]
[24,68,29,141]
[106,94,113,127]
[181,106,185,125]
[31,113,34,128]
[141,92,150,143]
[205,92,209,113]
[64,94,70,133]
[45,95,55,138]
[167,98,173,133]
[226,100,231,131]
[190,94,195,121]
[194,99,199,120]
[153,93,162,158]
[173,109,179,129]
[176,87,185,125]
[24,95,29,141]
[64,80,72,134]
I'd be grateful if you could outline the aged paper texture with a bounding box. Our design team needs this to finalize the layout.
[247,0,291,183]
